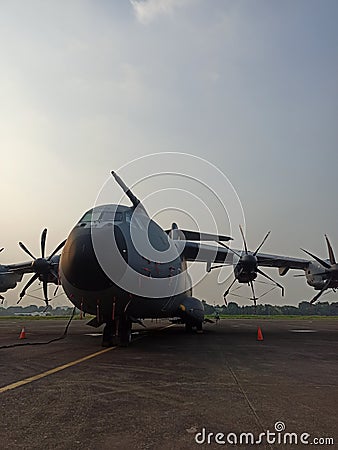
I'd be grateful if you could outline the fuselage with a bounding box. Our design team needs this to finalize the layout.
[59,204,202,324]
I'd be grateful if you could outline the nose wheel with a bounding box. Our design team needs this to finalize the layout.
[185,322,193,333]
[118,316,132,347]
[102,320,116,347]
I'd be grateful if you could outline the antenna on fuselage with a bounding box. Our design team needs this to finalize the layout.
[111,171,146,213]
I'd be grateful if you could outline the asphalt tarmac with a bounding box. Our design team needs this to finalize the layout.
[0,318,337,450]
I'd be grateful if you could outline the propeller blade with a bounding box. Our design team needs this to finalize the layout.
[249,280,257,306]
[257,268,285,296]
[223,269,244,304]
[41,228,47,259]
[310,278,332,304]
[0,248,4,253]
[300,248,331,269]
[239,225,248,254]
[218,241,241,257]
[253,231,271,256]
[51,269,60,296]
[17,273,39,303]
[18,242,36,261]
[54,284,60,297]
[42,274,49,305]
[294,274,306,277]
[48,239,66,260]
[325,235,336,265]
[223,277,238,299]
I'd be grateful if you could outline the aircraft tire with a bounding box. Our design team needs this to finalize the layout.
[196,322,203,334]
[118,317,132,347]
[185,322,193,333]
[102,320,116,347]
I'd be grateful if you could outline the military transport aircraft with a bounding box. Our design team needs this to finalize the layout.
[0,172,336,346]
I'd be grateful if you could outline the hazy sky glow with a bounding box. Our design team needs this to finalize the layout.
[1,0,337,307]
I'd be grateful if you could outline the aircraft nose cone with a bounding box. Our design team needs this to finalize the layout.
[60,226,116,291]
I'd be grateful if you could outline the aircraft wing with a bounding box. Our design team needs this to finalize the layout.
[2,261,34,274]
[182,241,309,271]
[4,254,61,274]
[165,229,232,242]
[182,241,233,264]
[255,252,309,271]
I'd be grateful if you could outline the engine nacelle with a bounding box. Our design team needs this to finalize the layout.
[178,296,204,324]
[305,261,329,290]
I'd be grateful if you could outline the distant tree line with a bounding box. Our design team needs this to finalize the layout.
[1,302,338,317]
[202,300,338,316]
[0,305,74,316]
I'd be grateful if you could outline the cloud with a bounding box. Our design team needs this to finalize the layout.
[130,0,193,24]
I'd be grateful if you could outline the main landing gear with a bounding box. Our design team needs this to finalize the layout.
[102,316,132,347]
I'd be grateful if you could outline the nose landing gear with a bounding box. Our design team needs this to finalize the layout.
[102,316,132,347]
[118,316,132,347]
[184,321,203,334]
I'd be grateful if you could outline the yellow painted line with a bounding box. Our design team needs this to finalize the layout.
[0,346,116,394]
[0,323,176,394]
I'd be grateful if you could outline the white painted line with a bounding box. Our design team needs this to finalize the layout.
[289,329,317,333]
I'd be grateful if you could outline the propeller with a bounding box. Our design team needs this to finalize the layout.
[221,225,284,306]
[18,229,66,306]
[301,235,338,303]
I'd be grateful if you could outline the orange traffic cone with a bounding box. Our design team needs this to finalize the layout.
[19,327,26,339]
[257,327,263,341]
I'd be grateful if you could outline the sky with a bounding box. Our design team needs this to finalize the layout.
[0,0,337,307]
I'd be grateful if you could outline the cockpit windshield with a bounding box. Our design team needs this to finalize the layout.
[79,209,124,223]
[80,210,102,223]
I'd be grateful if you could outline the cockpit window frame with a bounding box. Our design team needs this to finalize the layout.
[101,211,124,222]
